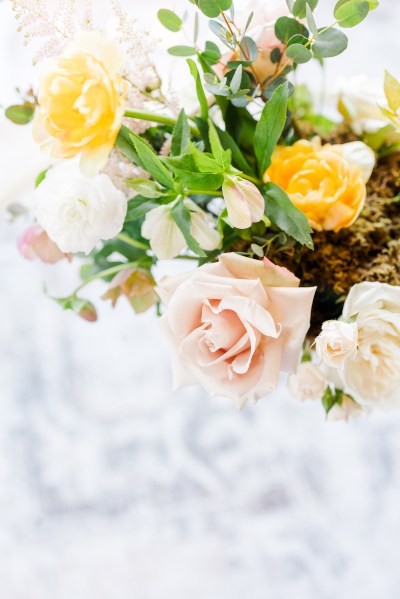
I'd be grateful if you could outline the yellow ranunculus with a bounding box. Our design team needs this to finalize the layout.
[264,138,367,232]
[33,31,127,176]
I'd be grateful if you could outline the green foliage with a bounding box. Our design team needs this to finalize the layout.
[313,28,348,58]
[171,201,207,256]
[196,0,232,18]
[168,45,197,56]
[125,196,168,222]
[171,109,191,157]
[35,168,48,188]
[292,0,318,18]
[286,43,312,64]
[334,0,369,27]
[125,179,165,199]
[321,387,343,415]
[128,132,175,189]
[157,9,182,32]
[51,295,98,323]
[167,148,224,191]
[254,81,289,176]
[215,127,257,177]
[5,103,35,124]
[187,59,209,120]
[275,17,309,44]
[262,182,314,249]
[384,70,400,113]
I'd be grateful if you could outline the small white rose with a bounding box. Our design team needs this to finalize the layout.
[328,395,365,422]
[288,362,327,402]
[315,320,358,369]
[338,75,388,135]
[36,160,127,254]
[141,199,220,260]
[341,282,400,409]
[340,141,376,184]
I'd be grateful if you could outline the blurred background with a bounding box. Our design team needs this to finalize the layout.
[1,1,400,597]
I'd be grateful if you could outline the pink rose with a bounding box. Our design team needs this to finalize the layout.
[17,225,72,264]
[158,253,316,405]
[217,0,289,84]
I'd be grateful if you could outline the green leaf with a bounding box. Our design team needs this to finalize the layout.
[197,0,232,18]
[187,59,209,120]
[171,109,191,157]
[321,387,343,415]
[334,0,369,27]
[171,201,206,256]
[262,182,314,249]
[292,0,318,18]
[313,28,348,58]
[167,153,224,191]
[275,16,309,44]
[125,196,167,222]
[384,70,400,113]
[254,81,289,176]
[286,43,312,63]
[157,9,182,32]
[215,127,257,177]
[5,103,35,125]
[230,65,243,94]
[35,168,48,188]
[208,119,231,168]
[128,132,175,189]
[168,45,197,57]
[306,3,319,37]
[116,125,141,165]
[125,179,164,199]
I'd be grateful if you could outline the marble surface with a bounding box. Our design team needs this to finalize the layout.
[1,1,400,597]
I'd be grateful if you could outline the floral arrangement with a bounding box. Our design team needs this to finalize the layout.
[5,0,400,420]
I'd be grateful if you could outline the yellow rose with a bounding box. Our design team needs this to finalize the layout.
[33,31,127,176]
[264,139,368,232]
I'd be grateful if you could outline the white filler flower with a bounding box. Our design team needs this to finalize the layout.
[36,160,127,254]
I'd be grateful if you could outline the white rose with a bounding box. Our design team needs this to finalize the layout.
[341,282,400,409]
[339,141,376,184]
[315,320,358,369]
[328,395,365,422]
[288,362,327,402]
[36,160,127,254]
[339,75,389,135]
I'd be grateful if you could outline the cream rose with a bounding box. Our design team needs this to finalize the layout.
[158,253,316,405]
[288,362,327,402]
[338,75,389,135]
[36,160,127,254]
[341,282,400,409]
[315,320,358,369]
[33,31,126,176]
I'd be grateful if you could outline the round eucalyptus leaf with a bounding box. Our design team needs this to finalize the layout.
[335,0,369,27]
[157,9,182,32]
[5,104,35,125]
[313,28,348,58]
[286,43,312,63]
[275,16,309,44]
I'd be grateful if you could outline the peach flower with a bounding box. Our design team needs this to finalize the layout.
[264,138,373,232]
[158,253,316,405]
[216,0,289,83]
[17,224,71,264]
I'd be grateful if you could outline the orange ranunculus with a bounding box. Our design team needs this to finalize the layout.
[33,31,127,176]
[264,139,368,232]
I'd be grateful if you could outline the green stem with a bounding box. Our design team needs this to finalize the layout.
[117,232,149,250]
[124,109,200,136]
[188,190,223,197]
[240,173,262,185]
[75,261,139,294]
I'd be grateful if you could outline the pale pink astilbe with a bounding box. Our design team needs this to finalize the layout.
[103,148,148,196]
[11,0,93,63]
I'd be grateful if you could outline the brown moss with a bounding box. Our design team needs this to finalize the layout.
[267,152,400,333]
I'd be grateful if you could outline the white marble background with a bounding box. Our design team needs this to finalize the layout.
[1,1,400,597]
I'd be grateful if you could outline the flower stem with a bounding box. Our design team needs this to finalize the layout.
[75,261,139,294]
[188,190,223,197]
[124,109,200,136]
[117,232,149,250]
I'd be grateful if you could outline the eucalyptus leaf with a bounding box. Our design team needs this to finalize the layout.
[275,16,309,43]
[292,0,318,18]
[157,9,182,32]
[306,3,319,37]
[313,27,348,58]
[286,43,312,63]
[254,81,289,175]
[168,45,197,56]
[230,65,243,94]
[5,103,35,125]
[262,182,313,249]
[334,0,369,28]
[198,0,232,18]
